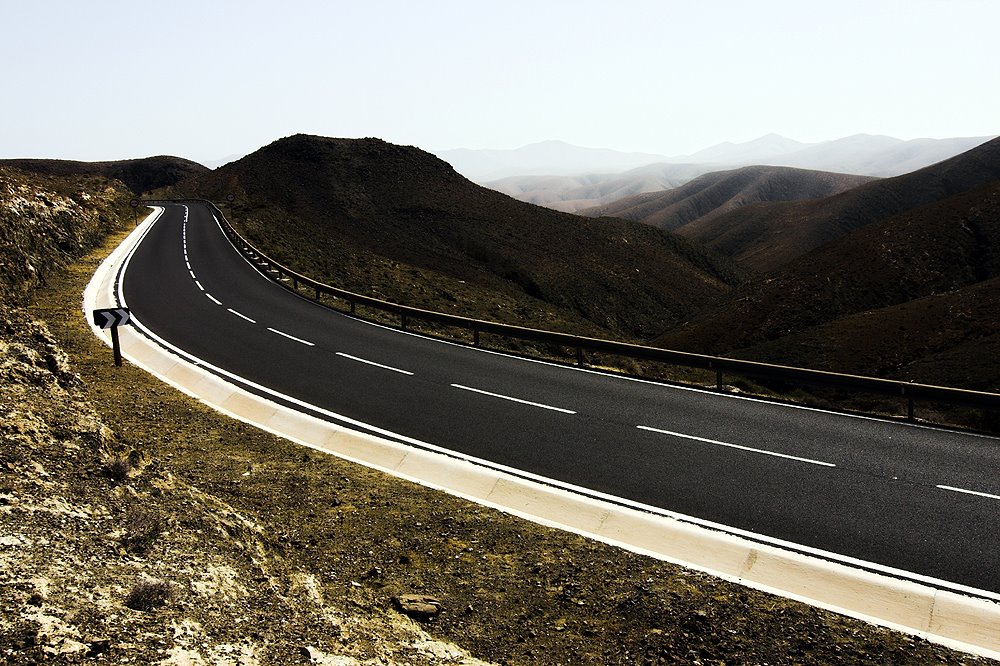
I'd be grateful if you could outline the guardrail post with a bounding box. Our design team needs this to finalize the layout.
[576,346,584,367]
[350,300,356,315]
[473,327,480,347]
[907,396,915,421]
[402,314,408,330]
[716,368,724,391]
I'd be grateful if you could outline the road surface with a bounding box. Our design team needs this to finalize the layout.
[119,202,1000,596]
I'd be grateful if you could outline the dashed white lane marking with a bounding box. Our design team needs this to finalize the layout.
[189,270,197,279]
[451,384,577,414]
[227,308,257,324]
[938,485,1000,501]
[267,327,315,346]
[336,352,414,375]
[636,425,837,468]
[206,293,223,306]
[195,280,204,291]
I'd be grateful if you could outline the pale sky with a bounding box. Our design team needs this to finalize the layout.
[2,0,997,163]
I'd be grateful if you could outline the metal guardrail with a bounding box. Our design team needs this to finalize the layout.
[149,199,1000,423]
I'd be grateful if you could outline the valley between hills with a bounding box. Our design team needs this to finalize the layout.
[1,133,998,664]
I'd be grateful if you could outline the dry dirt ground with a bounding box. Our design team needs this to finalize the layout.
[2,230,995,665]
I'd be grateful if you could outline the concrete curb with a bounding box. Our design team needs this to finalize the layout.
[84,208,1000,660]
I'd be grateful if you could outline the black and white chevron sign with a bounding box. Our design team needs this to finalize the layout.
[93,307,131,329]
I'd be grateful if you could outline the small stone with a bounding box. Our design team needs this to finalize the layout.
[392,593,442,620]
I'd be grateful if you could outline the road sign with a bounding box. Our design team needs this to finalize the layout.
[93,308,131,367]
[94,308,131,329]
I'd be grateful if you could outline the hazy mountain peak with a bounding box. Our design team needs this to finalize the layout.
[434,141,671,181]
[683,134,809,164]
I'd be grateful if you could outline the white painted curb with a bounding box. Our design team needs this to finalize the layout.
[84,208,1000,660]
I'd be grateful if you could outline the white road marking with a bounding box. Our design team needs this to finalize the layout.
[227,308,257,324]
[186,261,191,270]
[189,270,197,279]
[195,280,204,291]
[108,206,1000,608]
[206,293,223,306]
[451,384,576,414]
[336,352,413,375]
[267,327,315,346]
[636,425,836,467]
[937,485,1000,501]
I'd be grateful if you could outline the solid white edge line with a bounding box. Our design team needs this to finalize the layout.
[227,308,257,324]
[451,383,576,414]
[267,327,315,346]
[166,202,999,601]
[938,485,1000,501]
[336,352,414,375]
[206,293,222,306]
[93,208,1000,660]
[637,425,836,468]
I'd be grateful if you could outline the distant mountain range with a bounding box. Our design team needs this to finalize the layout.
[436,140,671,181]
[670,136,1000,272]
[485,163,719,213]
[654,136,1000,393]
[697,133,994,177]
[437,134,996,213]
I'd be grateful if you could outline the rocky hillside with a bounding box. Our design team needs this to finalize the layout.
[671,136,1000,272]
[165,134,745,340]
[655,178,1000,395]
[1,156,208,195]
[580,166,875,232]
[0,167,132,304]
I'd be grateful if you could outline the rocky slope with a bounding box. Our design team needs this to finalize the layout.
[0,167,132,304]
[655,178,1000,399]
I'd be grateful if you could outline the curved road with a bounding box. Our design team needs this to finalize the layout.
[120,203,1000,596]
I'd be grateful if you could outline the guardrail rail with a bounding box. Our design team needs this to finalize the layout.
[147,199,1000,427]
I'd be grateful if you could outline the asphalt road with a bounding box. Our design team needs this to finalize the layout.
[120,203,1000,596]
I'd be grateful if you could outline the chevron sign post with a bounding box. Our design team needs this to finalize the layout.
[93,307,131,367]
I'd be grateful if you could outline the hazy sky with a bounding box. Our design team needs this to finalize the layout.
[2,0,997,163]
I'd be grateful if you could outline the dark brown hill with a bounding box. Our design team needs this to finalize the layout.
[654,178,1000,390]
[1,156,208,194]
[166,134,744,339]
[674,136,1000,272]
[580,166,875,233]
[737,277,1000,391]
